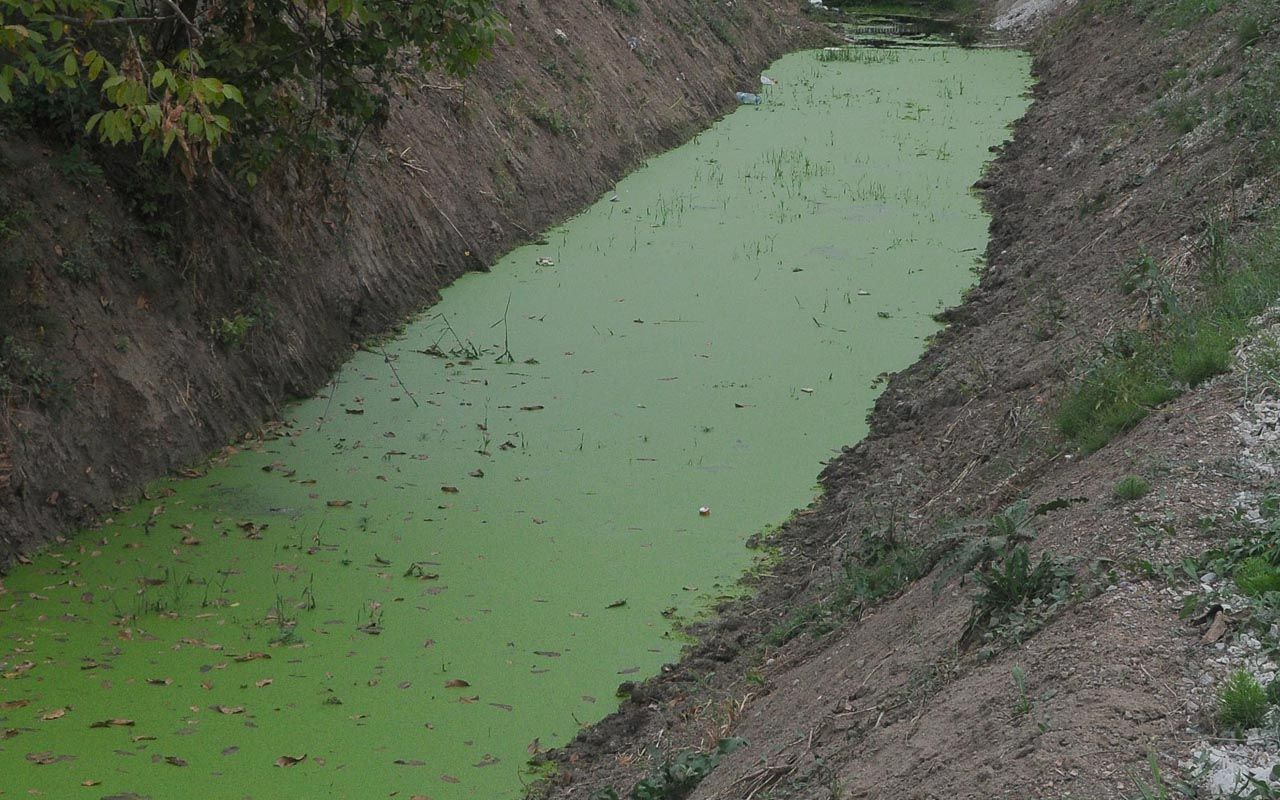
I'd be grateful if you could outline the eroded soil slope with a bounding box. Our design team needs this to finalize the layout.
[0,0,816,561]
[534,2,1280,798]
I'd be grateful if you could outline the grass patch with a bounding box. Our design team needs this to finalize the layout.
[1056,218,1280,453]
[1218,669,1268,732]
[1114,475,1152,502]
[604,0,640,14]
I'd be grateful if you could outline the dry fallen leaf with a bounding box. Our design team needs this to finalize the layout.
[443,679,470,688]
[40,708,67,721]
[326,499,352,507]
[213,705,244,715]
[89,718,134,728]
[275,754,307,767]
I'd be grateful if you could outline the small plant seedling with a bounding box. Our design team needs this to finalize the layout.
[1114,475,1152,503]
[1011,665,1032,717]
[1218,669,1268,732]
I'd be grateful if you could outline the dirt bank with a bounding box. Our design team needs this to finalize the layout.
[0,0,819,562]
[530,2,1280,798]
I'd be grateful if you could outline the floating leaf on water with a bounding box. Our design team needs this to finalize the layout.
[443,679,470,688]
[254,678,273,688]
[373,554,392,566]
[326,500,352,507]
[0,699,29,710]
[605,599,627,609]
[213,705,244,715]
[440,774,460,784]
[232,652,270,663]
[39,708,67,721]
[533,651,561,658]
[1,728,19,739]
[617,667,640,675]
[441,486,460,494]
[468,469,484,478]
[527,738,541,755]
[519,405,544,412]
[488,702,513,712]
[275,754,307,767]
[80,779,101,786]
[474,754,500,768]
[394,758,426,766]
[458,695,479,704]
[89,718,135,728]
[146,677,172,686]
[164,755,188,767]
[180,535,201,546]
[222,746,240,756]
[398,682,412,690]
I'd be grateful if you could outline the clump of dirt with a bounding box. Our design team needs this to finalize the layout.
[0,0,823,561]
[528,1,1280,798]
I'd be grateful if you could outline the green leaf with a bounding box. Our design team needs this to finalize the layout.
[62,52,75,76]
[85,111,103,132]
[0,80,11,104]
[101,74,125,90]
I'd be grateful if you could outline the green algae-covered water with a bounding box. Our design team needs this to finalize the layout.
[0,46,1029,799]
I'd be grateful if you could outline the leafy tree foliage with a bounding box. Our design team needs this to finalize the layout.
[0,0,503,179]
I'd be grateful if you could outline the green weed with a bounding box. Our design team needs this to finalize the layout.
[1218,669,1268,732]
[1056,218,1280,453]
[1114,475,1152,503]
[1233,556,1280,597]
[604,0,640,14]
[592,737,747,800]
[212,313,257,349]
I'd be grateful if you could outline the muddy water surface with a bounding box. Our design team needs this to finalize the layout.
[0,46,1029,799]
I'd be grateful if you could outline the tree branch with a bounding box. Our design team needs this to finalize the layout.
[154,0,202,44]
[52,13,177,26]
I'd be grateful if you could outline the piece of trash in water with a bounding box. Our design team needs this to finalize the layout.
[610,195,619,202]
[800,387,814,394]
[735,92,762,106]
[536,257,556,267]
[856,290,870,296]
[760,75,777,86]
[699,506,711,517]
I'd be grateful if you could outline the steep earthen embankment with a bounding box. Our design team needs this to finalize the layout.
[0,0,818,561]
[533,2,1280,797]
